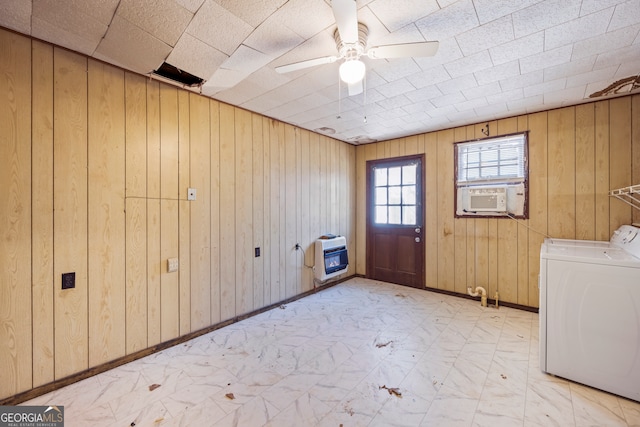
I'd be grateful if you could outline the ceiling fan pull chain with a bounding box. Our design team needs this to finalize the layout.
[363,74,367,123]
[337,75,342,119]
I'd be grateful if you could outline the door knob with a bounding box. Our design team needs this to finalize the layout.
[415,228,421,233]
[415,237,421,242]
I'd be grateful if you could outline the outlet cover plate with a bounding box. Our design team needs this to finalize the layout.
[187,188,197,201]
[167,258,179,273]
[62,272,76,289]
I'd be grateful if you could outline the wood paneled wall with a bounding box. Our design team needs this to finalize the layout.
[356,95,639,308]
[0,29,355,400]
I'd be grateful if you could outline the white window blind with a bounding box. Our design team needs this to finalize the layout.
[457,133,526,184]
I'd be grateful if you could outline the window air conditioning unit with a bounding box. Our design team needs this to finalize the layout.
[467,186,507,213]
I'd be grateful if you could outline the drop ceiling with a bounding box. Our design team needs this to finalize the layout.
[1,0,639,144]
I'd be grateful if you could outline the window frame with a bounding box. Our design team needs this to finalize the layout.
[454,131,529,219]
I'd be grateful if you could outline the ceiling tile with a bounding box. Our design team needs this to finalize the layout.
[94,15,171,74]
[580,0,622,16]
[371,57,422,82]
[444,50,493,79]
[437,73,478,94]
[512,0,581,38]
[485,87,523,105]
[186,0,254,55]
[415,0,479,40]
[608,0,640,31]
[175,0,206,13]
[271,0,335,39]
[473,59,520,85]
[32,0,116,55]
[375,78,417,98]
[543,56,596,81]
[462,81,502,100]
[456,97,489,112]
[524,78,566,97]
[406,65,451,88]
[594,43,640,69]
[499,70,544,91]
[402,100,436,114]
[543,84,587,105]
[367,0,440,33]
[489,32,544,65]
[472,0,542,25]
[405,85,443,103]
[507,95,544,113]
[544,8,614,50]
[376,93,413,110]
[571,24,640,60]
[413,37,463,69]
[0,0,32,34]
[455,15,514,56]
[243,16,305,57]
[213,0,287,27]
[222,45,273,74]
[116,0,193,46]
[566,65,618,88]
[430,91,467,108]
[519,45,572,74]
[166,32,228,79]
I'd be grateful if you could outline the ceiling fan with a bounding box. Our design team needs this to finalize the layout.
[275,0,439,96]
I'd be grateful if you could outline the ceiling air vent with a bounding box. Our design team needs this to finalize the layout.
[152,62,204,87]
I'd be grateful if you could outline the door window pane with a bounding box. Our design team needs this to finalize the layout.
[402,165,416,184]
[403,206,416,225]
[402,186,415,204]
[388,167,401,185]
[375,168,387,186]
[388,186,401,205]
[375,187,387,205]
[388,206,401,224]
[375,206,387,223]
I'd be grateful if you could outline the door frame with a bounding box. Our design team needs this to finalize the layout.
[365,154,426,288]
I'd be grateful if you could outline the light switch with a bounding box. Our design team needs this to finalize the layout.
[167,258,179,273]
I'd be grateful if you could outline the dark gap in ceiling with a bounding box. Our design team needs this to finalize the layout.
[153,62,204,87]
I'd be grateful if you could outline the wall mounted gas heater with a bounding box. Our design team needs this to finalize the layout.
[314,236,349,281]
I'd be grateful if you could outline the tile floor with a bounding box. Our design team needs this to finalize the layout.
[24,278,640,426]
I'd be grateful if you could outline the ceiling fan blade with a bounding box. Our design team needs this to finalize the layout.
[348,80,363,96]
[367,41,439,59]
[332,0,358,44]
[275,55,338,74]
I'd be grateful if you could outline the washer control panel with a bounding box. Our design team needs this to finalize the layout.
[611,225,640,257]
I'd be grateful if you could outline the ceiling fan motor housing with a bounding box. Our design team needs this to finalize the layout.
[334,22,368,59]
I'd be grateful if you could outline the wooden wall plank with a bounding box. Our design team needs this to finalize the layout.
[190,94,211,329]
[177,90,190,335]
[453,127,467,295]
[160,86,179,199]
[147,199,161,346]
[436,129,455,292]
[309,132,321,279]
[527,111,548,307]
[300,130,312,290]
[219,103,236,320]
[424,132,438,287]
[31,39,54,388]
[124,72,148,354]
[575,103,596,240]
[594,101,610,240]
[284,125,297,298]
[252,113,265,308]
[609,97,633,232]
[87,60,126,367]
[269,119,282,304]
[516,115,529,306]
[495,118,518,304]
[262,117,272,304]
[547,107,576,239]
[53,48,89,379]
[160,199,179,341]
[124,73,146,197]
[125,198,147,353]
[146,79,161,347]
[210,100,221,324]
[278,123,287,300]
[0,28,32,397]
[463,126,476,293]
[235,108,253,314]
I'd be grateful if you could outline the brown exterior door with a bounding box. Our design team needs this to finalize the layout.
[366,155,425,288]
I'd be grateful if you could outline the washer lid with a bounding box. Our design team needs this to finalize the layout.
[541,244,640,268]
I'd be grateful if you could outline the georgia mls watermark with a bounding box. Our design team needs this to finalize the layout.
[0,406,64,427]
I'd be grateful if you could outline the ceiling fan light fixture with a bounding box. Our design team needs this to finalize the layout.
[339,59,365,84]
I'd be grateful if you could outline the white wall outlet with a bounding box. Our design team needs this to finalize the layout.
[167,258,179,273]
[187,188,196,201]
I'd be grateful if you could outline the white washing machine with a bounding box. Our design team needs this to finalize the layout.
[539,225,640,402]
